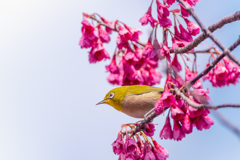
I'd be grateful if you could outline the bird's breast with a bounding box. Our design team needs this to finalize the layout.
[122,91,161,118]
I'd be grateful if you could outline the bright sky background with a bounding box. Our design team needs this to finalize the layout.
[0,0,240,160]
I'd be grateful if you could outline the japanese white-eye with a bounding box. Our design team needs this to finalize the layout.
[97,85,164,118]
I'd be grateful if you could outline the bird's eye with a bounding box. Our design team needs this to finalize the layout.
[109,93,115,98]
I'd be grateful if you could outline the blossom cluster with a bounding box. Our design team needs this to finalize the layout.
[154,67,214,141]
[112,124,169,160]
[203,57,240,87]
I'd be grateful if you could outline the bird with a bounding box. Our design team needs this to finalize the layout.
[96,85,164,118]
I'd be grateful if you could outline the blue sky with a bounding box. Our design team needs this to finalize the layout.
[0,0,240,159]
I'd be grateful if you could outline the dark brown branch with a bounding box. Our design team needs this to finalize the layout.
[122,107,169,135]
[177,0,240,67]
[89,16,146,47]
[172,11,240,53]
[212,110,240,139]
[173,84,240,110]
[188,37,240,88]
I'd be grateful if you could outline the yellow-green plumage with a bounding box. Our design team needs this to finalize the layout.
[98,85,164,118]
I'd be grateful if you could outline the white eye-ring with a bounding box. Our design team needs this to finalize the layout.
[109,92,115,98]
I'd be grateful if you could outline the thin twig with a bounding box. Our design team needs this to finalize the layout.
[177,0,240,67]
[89,16,146,47]
[212,110,240,139]
[188,37,240,88]
[172,11,240,53]
[173,84,240,109]
[122,108,169,135]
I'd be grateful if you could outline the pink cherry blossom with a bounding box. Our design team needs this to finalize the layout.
[152,140,169,160]
[124,49,139,66]
[179,24,193,42]
[106,54,119,74]
[156,0,172,28]
[161,89,176,107]
[142,39,154,58]
[124,134,137,154]
[202,115,214,129]
[156,0,170,18]
[98,25,110,43]
[160,116,173,140]
[223,57,239,73]
[181,114,193,134]
[164,0,175,6]
[117,35,129,49]
[184,18,200,36]
[171,105,185,121]
[158,17,172,28]
[118,25,132,41]
[107,73,120,85]
[144,143,156,160]
[124,24,143,42]
[180,4,191,17]
[159,43,171,62]
[214,61,229,80]
[112,132,125,155]
[187,0,200,6]
[139,3,156,28]
[125,153,136,160]
[100,16,115,34]
[79,19,98,48]
[171,54,182,72]
[88,40,110,63]
[151,39,161,60]
[192,88,211,104]
[144,123,156,137]
[154,96,165,114]
[173,120,186,141]
[185,66,203,89]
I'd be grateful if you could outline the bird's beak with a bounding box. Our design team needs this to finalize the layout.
[96,99,106,105]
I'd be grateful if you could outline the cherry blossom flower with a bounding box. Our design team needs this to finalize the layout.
[144,143,156,160]
[156,0,172,28]
[152,140,169,160]
[171,105,185,121]
[144,123,156,137]
[184,18,200,36]
[139,3,156,28]
[161,89,176,107]
[98,25,110,43]
[100,16,115,34]
[79,19,98,48]
[180,3,191,17]
[171,54,182,72]
[112,132,125,155]
[181,114,193,134]
[187,0,200,6]
[88,39,110,63]
[159,43,171,62]
[154,97,165,114]
[164,0,175,6]
[107,73,120,85]
[173,120,186,141]
[124,24,143,42]
[160,116,173,140]
[106,54,119,74]
[124,134,137,154]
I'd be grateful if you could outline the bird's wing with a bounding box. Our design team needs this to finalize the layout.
[126,85,164,96]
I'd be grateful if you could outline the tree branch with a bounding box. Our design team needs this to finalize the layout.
[89,15,146,47]
[212,110,240,139]
[188,37,240,88]
[172,11,240,53]
[173,84,240,110]
[177,0,240,67]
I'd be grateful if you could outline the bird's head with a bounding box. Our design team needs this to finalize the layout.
[96,86,128,112]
